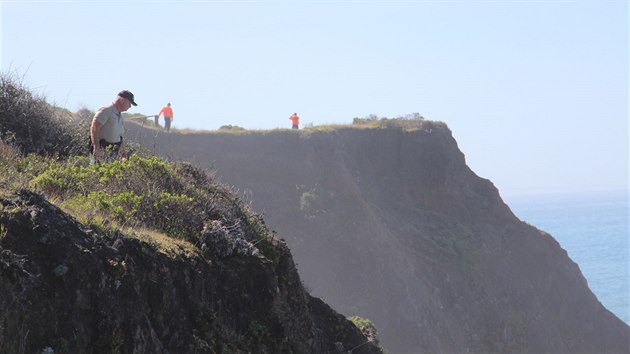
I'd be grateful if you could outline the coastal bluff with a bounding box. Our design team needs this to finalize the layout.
[128,120,630,354]
[0,80,383,352]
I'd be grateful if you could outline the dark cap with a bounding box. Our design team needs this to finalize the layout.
[118,90,137,106]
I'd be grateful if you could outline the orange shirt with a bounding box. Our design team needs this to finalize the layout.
[158,106,174,118]
[289,114,299,125]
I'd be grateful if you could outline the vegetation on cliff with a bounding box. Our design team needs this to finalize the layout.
[0,73,88,157]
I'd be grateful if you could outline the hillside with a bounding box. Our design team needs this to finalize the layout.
[127,120,630,353]
[0,78,383,353]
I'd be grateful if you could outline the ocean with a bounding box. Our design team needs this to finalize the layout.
[505,190,629,325]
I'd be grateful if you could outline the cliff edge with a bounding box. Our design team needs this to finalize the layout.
[128,120,630,353]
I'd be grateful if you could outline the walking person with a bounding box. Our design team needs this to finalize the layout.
[90,90,137,162]
[157,103,174,132]
[289,113,300,129]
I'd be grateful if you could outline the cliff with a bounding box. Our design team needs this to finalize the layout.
[127,120,630,353]
[0,78,384,353]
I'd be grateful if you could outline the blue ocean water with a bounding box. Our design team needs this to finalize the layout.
[506,190,629,325]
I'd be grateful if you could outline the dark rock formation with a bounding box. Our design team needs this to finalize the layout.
[0,189,382,353]
[127,121,630,353]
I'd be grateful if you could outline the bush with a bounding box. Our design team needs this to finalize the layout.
[348,316,381,347]
[0,72,89,157]
[219,125,246,132]
[352,113,425,127]
[28,154,262,245]
[0,140,55,190]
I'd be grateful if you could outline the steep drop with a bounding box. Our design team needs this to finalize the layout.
[128,120,630,353]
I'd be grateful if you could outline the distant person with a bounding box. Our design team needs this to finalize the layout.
[90,90,137,162]
[289,113,300,129]
[157,103,174,132]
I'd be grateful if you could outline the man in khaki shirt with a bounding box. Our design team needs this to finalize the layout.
[90,90,137,161]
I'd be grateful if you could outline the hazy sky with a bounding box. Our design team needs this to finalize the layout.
[2,0,627,198]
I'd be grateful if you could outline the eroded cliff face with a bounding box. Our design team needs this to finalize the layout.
[128,121,630,353]
[0,189,382,354]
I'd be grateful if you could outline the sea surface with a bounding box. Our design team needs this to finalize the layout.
[505,190,629,325]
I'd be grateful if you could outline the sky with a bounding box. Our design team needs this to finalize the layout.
[1,0,628,199]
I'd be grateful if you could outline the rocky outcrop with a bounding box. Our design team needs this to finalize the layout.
[128,121,630,353]
[0,189,382,353]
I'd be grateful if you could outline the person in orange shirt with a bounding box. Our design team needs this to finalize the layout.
[289,113,299,129]
[157,103,174,132]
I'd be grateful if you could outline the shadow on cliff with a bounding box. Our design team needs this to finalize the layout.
[126,119,630,354]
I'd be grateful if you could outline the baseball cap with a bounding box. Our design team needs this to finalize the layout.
[118,90,137,106]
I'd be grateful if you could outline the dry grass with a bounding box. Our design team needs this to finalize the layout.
[127,227,199,258]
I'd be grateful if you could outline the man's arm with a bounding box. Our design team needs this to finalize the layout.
[91,120,103,158]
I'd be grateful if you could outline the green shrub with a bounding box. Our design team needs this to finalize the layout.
[0,141,58,189]
[219,125,246,132]
[348,316,382,348]
[28,154,252,243]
